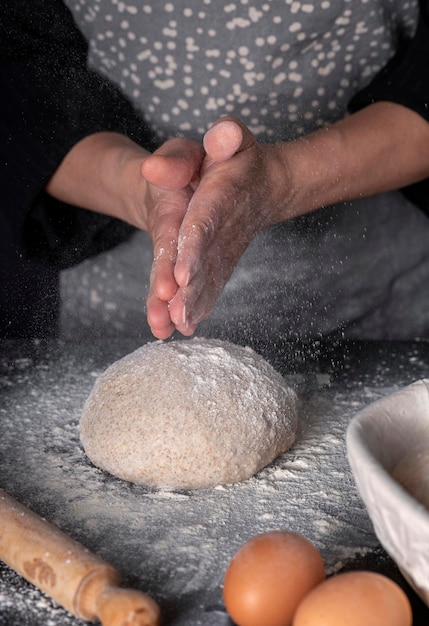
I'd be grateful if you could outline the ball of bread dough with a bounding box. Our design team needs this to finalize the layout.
[80,338,298,489]
[392,447,429,510]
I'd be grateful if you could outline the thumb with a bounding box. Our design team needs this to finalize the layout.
[141,137,204,190]
[203,116,256,162]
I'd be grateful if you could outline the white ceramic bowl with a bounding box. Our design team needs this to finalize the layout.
[346,379,429,605]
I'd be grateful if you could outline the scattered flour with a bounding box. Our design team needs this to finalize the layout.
[0,338,425,625]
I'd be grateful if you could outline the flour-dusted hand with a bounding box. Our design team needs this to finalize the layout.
[46,108,429,340]
[168,101,429,335]
[168,117,293,335]
[142,137,204,339]
[46,131,205,340]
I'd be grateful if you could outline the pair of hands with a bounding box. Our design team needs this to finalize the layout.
[45,115,295,338]
[142,118,288,339]
[46,102,429,339]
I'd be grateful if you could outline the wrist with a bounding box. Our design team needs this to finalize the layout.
[116,144,151,231]
[274,128,343,219]
[99,134,150,230]
[46,132,151,229]
[276,101,429,219]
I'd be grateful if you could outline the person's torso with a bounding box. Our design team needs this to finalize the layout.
[65,0,419,142]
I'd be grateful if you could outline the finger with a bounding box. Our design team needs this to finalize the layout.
[168,287,200,337]
[146,290,176,339]
[141,138,204,190]
[203,116,256,162]
[173,168,235,288]
[149,185,193,301]
[150,216,180,303]
[150,244,178,303]
[169,278,216,336]
[173,205,217,289]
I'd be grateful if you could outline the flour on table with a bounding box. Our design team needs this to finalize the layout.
[79,337,299,489]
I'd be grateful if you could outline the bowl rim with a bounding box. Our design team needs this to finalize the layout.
[346,379,429,593]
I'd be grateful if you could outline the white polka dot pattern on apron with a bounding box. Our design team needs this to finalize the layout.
[65,0,418,142]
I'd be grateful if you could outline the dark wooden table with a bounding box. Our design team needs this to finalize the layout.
[0,336,428,625]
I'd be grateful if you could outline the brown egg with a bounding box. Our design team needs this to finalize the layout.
[292,570,412,626]
[223,530,325,626]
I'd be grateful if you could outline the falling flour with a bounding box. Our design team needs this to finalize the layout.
[79,338,299,489]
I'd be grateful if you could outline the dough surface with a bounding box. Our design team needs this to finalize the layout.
[80,338,298,489]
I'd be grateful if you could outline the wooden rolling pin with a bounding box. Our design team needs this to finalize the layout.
[0,489,160,626]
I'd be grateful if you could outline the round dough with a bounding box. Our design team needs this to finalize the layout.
[80,338,298,489]
[392,446,429,510]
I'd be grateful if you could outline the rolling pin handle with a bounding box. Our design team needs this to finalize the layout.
[96,586,161,626]
[74,564,161,626]
[73,564,120,619]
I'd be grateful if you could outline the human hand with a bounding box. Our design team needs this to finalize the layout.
[45,129,205,339]
[167,117,291,335]
[142,137,204,339]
